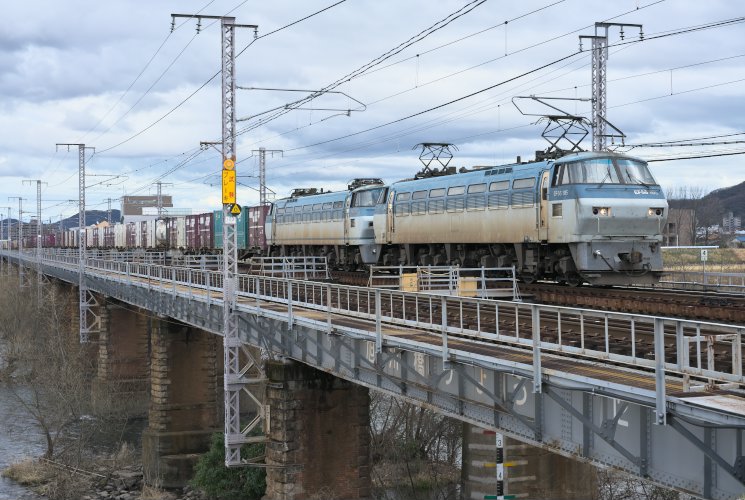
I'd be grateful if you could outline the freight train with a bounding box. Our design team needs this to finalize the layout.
[12,151,668,286]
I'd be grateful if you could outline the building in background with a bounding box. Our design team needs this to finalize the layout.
[722,212,742,233]
[663,208,695,246]
[121,195,173,224]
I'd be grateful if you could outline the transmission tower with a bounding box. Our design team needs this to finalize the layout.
[23,179,48,299]
[105,198,114,225]
[580,22,643,151]
[172,13,263,467]
[154,182,173,218]
[0,208,5,275]
[8,196,26,286]
[3,207,10,277]
[251,148,282,206]
[56,143,100,343]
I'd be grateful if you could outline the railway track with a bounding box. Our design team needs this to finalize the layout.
[522,283,745,323]
[258,276,742,379]
[328,271,745,323]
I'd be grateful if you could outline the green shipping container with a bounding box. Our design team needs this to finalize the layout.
[213,209,248,251]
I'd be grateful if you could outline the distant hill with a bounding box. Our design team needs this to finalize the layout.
[58,210,122,230]
[0,210,122,232]
[704,181,745,217]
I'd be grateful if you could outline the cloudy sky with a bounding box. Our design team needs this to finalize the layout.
[1,0,743,222]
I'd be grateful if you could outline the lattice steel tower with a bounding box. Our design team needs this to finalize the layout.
[171,13,262,467]
[56,143,100,343]
[580,22,642,151]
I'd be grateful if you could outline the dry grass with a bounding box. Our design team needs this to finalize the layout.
[140,484,178,500]
[2,459,93,500]
[1,459,50,486]
[662,248,745,273]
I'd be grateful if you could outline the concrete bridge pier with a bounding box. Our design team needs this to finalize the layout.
[142,318,223,488]
[264,360,371,500]
[92,301,150,417]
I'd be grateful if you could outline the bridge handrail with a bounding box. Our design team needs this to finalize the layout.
[7,250,742,403]
[44,252,743,393]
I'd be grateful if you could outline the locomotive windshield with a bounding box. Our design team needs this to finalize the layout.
[352,187,386,207]
[553,157,656,186]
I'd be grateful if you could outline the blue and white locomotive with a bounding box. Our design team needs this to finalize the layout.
[372,151,667,286]
[265,152,667,286]
[266,178,386,270]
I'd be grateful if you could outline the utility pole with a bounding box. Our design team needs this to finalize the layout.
[580,22,642,151]
[9,197,26,286]
[251,147,282,207]
[155,182,173,218]
[106,198,113,225]
[56,143,100,343]
[0,209,4,275]
[23,179,48,296]
[3,207,10,277]
[173,12,261,467]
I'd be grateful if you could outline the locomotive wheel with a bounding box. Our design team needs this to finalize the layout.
[566,273,583,287]
[520,272,536,284]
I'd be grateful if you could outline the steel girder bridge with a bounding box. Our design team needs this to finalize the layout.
[3,248,745,500]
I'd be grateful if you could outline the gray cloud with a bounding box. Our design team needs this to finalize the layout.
[2,0,743,218]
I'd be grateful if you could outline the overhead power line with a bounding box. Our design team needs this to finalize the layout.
[627,132,745,147]
[647,151,745,162]
[284,51,582,153]
[96,0,349,154]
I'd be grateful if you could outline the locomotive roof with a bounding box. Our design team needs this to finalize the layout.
[276,181,384,206]
[389,151,647,191]
[553,150,647,164]
[275,189,348,206]
[390,161,546,190]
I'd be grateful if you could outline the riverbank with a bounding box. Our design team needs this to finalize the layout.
[2,459,207,500]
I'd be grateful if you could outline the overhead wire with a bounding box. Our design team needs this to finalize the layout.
[235,0,666,151]
[87,0,251,147]
[95,0,349,155]
[99,0,489,199]
[86,0,650,187]
[234,0,492,136]
[271,14,745,165]
[62,4,744,209]
[647,151,745,162]
[627,132,745,147]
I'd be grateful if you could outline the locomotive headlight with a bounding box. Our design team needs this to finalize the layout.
[592,206,610,216]
[648,207,664,217]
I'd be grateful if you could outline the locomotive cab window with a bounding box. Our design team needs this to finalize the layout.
[376,188,389,204]
[616,159,656,185]
[553,157,656,186]
[353,187,386,207]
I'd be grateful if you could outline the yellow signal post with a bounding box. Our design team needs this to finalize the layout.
[222,169,236,204]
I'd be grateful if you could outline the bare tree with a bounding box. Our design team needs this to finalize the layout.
[370,393,461,499]
[0,278,101,461]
